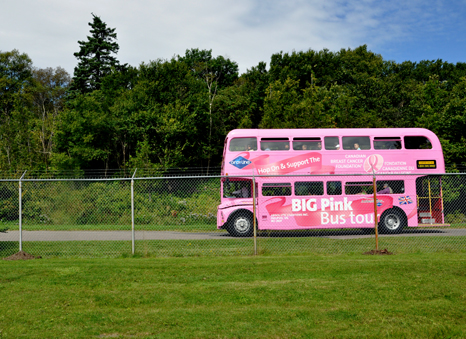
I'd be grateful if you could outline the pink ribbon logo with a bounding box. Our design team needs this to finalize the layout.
[364,154,384,173]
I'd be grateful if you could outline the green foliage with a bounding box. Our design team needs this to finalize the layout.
[0,50,35,171]
[0,49,33,96]
[0,183,18,221]
[178,48,239,89]
[4,41,466,172]
[415,77,466,164]
[31,67,71,169]
[445,210,466,225]
[126,139,158,169]
[177,48,240,171]
[116,63,200,168]
[55,91,114,169]
[239,61,269,127]
[260,78,341,128]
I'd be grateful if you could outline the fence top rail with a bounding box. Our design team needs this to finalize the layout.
[0,172,465,182]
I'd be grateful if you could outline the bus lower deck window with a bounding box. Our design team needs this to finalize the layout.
[295,182,324,196]
[375,180,404,194]
[327,181,342,195]
[345,182,373,195]
[262,183,292,196]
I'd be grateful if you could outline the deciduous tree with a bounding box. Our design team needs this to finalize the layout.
[32,67,70,169]
[0,50,34,170]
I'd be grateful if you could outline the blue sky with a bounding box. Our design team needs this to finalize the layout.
[1,0,466,75]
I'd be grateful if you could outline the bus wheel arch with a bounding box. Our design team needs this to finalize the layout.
[227,210,255,237]
[378,207,407,234]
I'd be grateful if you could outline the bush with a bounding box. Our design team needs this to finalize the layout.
[445,210,466,225]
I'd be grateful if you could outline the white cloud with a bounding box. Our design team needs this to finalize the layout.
[1,0,465,75]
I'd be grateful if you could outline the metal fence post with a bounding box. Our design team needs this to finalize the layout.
[18,171,27,252]
[131,169,137,255]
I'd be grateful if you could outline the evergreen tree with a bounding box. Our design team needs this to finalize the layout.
[70,14,123,94]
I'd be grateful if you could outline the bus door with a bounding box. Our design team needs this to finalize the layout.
[416,176,445,225]
[258,182,292,229]
[221,137,227,173]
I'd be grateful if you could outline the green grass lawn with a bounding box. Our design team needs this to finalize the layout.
[2,234,466,259]
[3,219,466,232]
[1,253,466,338]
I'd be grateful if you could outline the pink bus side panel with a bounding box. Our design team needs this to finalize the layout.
[218,195,418,230]
[224,150,444,176]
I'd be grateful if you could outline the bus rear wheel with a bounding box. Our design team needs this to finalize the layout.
[228,213,254,237]
[378,209,406,234]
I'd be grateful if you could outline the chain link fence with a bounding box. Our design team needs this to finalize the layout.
[1,172,466,258]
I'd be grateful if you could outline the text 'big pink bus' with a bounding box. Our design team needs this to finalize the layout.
[217,128,447,236]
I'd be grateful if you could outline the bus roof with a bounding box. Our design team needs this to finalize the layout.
[226,128,439,139]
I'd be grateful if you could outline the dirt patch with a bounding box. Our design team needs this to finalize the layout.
[2,251,42,261]
[363,248,393,255]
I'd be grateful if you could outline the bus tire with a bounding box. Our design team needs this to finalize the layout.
[378,209,406,234]
[227,212,254,237]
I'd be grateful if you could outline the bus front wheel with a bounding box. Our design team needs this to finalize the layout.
[378,209,406,234]
[228,213,254,237]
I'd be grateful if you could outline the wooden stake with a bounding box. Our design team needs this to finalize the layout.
[373,175,379,251]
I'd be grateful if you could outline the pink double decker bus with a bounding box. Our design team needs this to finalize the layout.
[217,128,447,237]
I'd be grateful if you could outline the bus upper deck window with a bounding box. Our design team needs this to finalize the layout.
[293,138,321,150]
[342,136,370,150]
[324,137,340,150]
[261,138,290,151]
[229,137,257,152]
[404,136,432,149]
[374,137,402,150]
